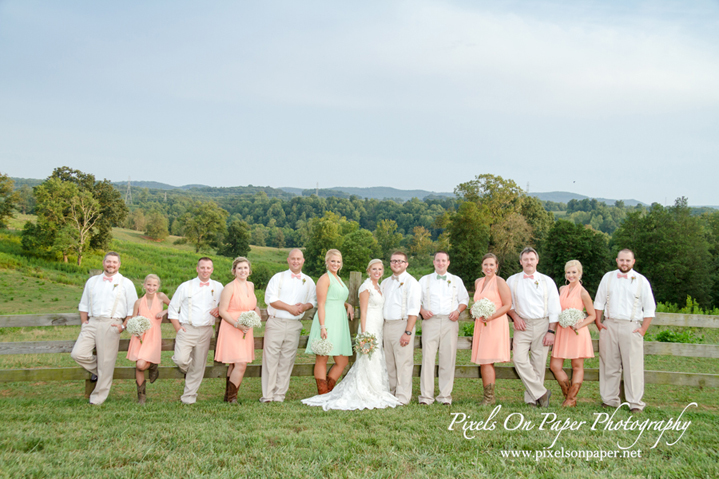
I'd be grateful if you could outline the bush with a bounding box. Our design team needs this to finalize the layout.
[645,330,704,344]
[657,296,719,316]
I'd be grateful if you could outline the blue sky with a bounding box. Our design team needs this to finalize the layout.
[1,1,718,205]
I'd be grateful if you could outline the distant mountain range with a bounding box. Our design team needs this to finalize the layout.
[15,177,716,208]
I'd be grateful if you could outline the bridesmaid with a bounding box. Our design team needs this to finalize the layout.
[471,253,512,406]
[125,274,170,405]
[549,260,596,407]
[305,249,355,394]
[216,257,261,403]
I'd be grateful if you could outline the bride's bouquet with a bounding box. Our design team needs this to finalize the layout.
[236,311,262,339]
[126,315,151,343]
[471,298,496,327]
[354,331,379,360]
[310,336,334,356]
[558,308,584,335]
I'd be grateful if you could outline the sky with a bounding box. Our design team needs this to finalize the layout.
[1,0,718,205]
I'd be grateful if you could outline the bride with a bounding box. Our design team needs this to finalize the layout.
[302,259,402,410]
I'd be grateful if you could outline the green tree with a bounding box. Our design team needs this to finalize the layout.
[342,229,382,274]
[612,198,714,307]
[541,219,612,297]
[490,213,533,278]
[145,211,169,241]
[16,184,35,215]
[217,219,251,258]
[0,173,19,228]
[181,200,228,253]
[304,211,345,276]
[373,219,403,260]
[409,226,435,260]
[446,201,490,285]
[454,174,524,222]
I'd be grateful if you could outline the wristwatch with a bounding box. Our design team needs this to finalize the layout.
[547,329,556,334]
[404,330,412,336]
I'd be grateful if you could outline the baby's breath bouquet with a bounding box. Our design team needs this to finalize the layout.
[471,298,496,327]
[354,331,379,360]
[126,315,152,343]
[310,337,334,356]
[558,308,584,335]
[236,311,262,339]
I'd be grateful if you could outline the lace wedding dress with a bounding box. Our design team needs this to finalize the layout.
[302,279,403,411]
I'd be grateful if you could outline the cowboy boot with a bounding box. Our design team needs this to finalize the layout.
[562,382,582,407]
[227,380,239,404]
[327,377,337,392]
[557,377,571,400]
[223,377,230,402]
[315,378,329,395]
[481,383,495,406]
[148,363,159,384]
[136,380,146,406]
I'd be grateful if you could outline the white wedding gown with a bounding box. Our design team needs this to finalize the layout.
[302,280,403,411]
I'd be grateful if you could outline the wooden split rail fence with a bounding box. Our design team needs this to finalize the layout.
[1,271,719,395]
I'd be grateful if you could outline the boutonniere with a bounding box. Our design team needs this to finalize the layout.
[399,282,405,287]
[534,280,539,289]
[302,278,306,285]
[211,290,215,295]
[113,284,118,290]
[631,276,636,283]
[447,280,452,285]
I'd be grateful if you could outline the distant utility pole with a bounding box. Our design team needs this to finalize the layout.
[316,182,319,196]
[125,176,132,205]
[526,182,530,194]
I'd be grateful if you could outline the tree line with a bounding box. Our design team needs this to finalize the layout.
[2,168,719,309]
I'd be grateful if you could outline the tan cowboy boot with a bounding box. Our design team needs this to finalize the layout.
[562,382,582,407]
[136,380,146,406]
[315,378,329,395]
[227,380,239,404]
[557,377,571,400]
[481,383,496,406]
[148,363,159,383]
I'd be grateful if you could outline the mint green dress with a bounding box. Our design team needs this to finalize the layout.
[306,272,352,356]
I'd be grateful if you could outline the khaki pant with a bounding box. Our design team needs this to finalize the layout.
[383,319,415,405]
[71,316,123,405]
[512,316,549,403]
[260,317,303,402]
[419,314,459,404]
[599,318,645,410]
[172,324,213,404]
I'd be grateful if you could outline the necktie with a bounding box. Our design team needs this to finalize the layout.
[617,273,628,279]
[103,276,113,282]
[291,273,302,280]
[200,282,210,287]
[523,274,534,279]
[437,275,447,281]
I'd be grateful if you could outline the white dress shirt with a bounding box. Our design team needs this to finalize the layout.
[418,272,469,315]
[168,277,224,326]
[381,271,421,320]
[594,269,656,321]
[507,271,561,323]
[79,273,138,319]
[265,270,317,320]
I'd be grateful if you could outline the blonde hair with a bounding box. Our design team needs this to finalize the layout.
[366,258,384,273]
[231,257,251,275]
[325,249,343,271]
[565,260,583,279]
[143,274,161,286]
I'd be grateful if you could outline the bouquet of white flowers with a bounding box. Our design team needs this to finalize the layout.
[310,337,334,356]
[126,315,152,343]
[471,298,496,327]
[236,311,262,339]
[558,308,584,335]
[354,331,379,360]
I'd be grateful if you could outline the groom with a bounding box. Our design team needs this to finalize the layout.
[381,251,421,405]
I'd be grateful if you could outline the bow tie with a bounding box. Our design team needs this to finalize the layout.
[437,274,447,281]
[523,274,534,280]
[291,273,302,280]
[199,282,210,287]
[617,273,628,279]
[102,276,113,282]
[392,276,400,281]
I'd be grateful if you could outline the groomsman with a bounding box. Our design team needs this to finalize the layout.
[418,252,469,405]
[168,257,223,404]
[72,252,138,405]
[594,249,655,413]
[260,249,317,403]
[507,247,561,408]
[381,251,421,405]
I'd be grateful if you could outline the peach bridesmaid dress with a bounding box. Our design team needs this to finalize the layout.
[552,285,594,359]
[471,275,510,364]
[215,280,257,364]
[126,295,164,364]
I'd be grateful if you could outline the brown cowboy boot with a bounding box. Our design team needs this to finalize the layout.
[227,380,239,404]
[562,382,582,407]
[327,377,337,392]
[315,378,329,395]
[148,363,159,383]
[223,377,230,402]
[480,383,496,406]
[557,377,571,400]
[136,380,146,406]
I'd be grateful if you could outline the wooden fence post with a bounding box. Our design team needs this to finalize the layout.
[348,271,362,336]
